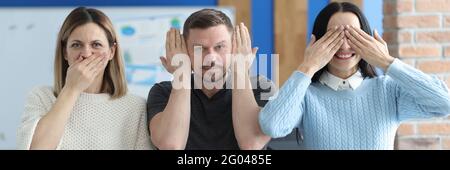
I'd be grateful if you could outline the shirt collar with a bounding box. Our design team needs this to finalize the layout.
[319,70,363,91]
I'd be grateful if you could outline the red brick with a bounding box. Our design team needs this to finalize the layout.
[383,16,397,29]
[383,1,395,15]
[397,0,414,13]
[445,77,450,89]
[418,123,450,135]
[398,32,412,43]
[416,0,450,12]
[388,46,400,58]
[384,0,413,14]
[443,138,450,149]
[417,60,450,73]
[397,123,415,136]
[416,31,450,43]
[383,31,395,43]
[445,46,450,57]
[383,31,412,43]
[384,15,440,29]
[399,46,441,58]
[396,137,440,150]
[400,59,415,67]
[445,16,450,28]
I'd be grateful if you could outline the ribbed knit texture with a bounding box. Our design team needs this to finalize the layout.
[17,86,153,150]
[259,59,450,149]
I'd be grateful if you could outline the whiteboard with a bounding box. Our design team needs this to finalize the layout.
[0,7,234,149]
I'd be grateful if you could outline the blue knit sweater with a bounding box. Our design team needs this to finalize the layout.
[259,59,450,149]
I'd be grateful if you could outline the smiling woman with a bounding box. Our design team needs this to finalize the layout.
[16,7,153,150]
[309,2,376,82]
[258,2,450,150]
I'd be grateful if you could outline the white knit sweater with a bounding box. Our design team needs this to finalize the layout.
[17,86,153,150]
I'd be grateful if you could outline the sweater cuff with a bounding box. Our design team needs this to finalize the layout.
[292,71,312,84]
[285,71,312,93]
[385,58,416,83]
[267,71,311,101]
[386,58,404,76]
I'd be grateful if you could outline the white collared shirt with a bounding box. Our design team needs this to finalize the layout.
[319,70,363,91]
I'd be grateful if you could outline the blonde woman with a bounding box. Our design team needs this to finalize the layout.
[17,7,152,150]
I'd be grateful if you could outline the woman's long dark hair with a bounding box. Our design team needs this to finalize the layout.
[295,2,377,146]
[310,2,377,82]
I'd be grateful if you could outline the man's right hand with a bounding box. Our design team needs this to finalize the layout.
[160,28,188,74]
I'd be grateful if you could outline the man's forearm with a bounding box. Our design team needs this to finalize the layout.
[150,87,191,150]
[232,73,270,150]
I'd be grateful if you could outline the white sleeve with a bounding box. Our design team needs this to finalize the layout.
[16,87,54,150]
[133,110,153,150]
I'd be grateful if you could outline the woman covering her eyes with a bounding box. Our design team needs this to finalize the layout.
[259,2,450,150]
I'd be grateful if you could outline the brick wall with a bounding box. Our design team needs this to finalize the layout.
[383,0,450,150]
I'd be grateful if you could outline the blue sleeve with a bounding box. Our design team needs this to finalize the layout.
[386,59,450,121]
[258,71,311,138]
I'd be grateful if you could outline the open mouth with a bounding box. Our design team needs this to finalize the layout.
[334,52,356,60]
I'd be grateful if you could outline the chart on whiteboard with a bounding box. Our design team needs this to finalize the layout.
[114,14,180,97]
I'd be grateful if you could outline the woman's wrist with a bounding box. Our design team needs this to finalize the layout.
[61,85,82,97]
[297,63,318,78]
[379,56,395,71]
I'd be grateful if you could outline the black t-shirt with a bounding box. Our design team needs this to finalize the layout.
[147,75,275,150]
